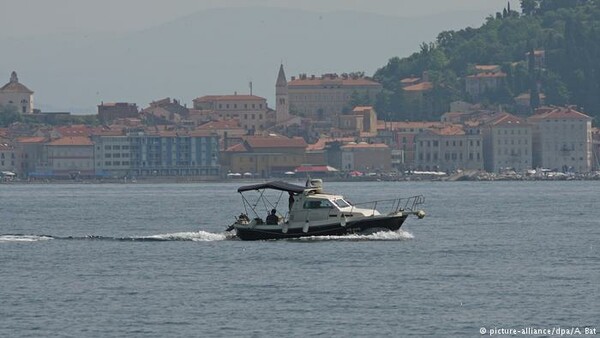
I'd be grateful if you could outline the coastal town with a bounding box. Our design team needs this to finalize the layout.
[0,62,599,182]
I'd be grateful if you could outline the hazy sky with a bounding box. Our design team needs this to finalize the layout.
[1,0,512,37]
[1,0,515,112]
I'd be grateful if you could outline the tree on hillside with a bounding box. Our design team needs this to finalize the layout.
[374,0,600,123]
[520,0,539,15]
[528,47,541,110]
[0,105,22,127]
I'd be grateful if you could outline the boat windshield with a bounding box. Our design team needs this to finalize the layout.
[332,198,351,208]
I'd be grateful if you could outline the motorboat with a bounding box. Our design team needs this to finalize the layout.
[226,179,425,240]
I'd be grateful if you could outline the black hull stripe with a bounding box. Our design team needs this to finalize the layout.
[235,215,408,241]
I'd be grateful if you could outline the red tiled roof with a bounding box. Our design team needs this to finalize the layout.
[529,106,592,121]
[198,119,241,130]
[352,106,373,112]
[475,65,500,71]
[0,81,33,93]
[377,121,445,131]
[56,125,92,137]
[341,143,389,149]
[17,136,46,143]
[400,77,421,84]
[47,136,93,146]
[225,143,247,152]
[306,137,355,151]
[429,125,465,136]
[245,136,307,149]
[403,82,433,91]
[489,113,528,127]
[194,95,266,102]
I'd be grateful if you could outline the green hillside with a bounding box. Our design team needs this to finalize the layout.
[373,0,600,123]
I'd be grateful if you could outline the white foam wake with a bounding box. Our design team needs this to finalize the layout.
[141,230,229,242]
[0,235,53,242]
[298,229,414,241]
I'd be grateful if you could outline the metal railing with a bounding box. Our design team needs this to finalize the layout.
[350,195,425,216]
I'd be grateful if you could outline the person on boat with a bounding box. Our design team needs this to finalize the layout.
[288,192,295,211]
[266,209,279,225]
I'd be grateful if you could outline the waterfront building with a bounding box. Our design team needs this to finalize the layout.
[92,129,221,178]
[16,136,46,177]
[402,73,434,120]
[337,106,378,135]
[196,119,246,150]
[340,142,391,172]
[414,124,484,172]
[0,141,19,175]
[91,132,132,177]
[482,113,533,173]
[465,67,507,99]
[192,94,270,132]
[222,135,307,177]
[376,121,446,170]
[528,106,593,172]
[0,71,34,114]
[44,136,95,178]
[284,69,382,120]
[593,128,600,171]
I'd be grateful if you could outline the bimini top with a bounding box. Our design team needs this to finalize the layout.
[237,181,308,194]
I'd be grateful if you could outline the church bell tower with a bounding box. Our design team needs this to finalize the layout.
[275,64,289,123]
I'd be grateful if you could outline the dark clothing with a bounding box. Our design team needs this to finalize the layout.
[266,214,279,225]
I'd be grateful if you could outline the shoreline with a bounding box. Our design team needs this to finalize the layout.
[3,173,600,185]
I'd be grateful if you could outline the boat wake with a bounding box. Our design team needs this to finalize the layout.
[292,229,414,241]
[0,231,231,243]
[0,229,412,243]
[0,235,54,242]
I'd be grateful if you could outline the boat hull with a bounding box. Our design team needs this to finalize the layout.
[234,214,408,241]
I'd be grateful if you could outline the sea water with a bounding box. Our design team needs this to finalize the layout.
[1,181,598,337]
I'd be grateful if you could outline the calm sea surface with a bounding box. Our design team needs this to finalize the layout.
[1,181,598,337]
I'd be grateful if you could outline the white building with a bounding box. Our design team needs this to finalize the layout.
[414,124,484,172]
[529,107,593,172]
[0,71,34,113]
[91,134,132,177]
[44,136,95,177]
[285,70,382,120]
[483,113,533,173]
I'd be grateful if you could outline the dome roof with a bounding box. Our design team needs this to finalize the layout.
[0,71,33,94]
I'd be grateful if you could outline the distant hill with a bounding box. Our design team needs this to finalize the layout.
[374,0,600,123]
[0,7,496,113]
